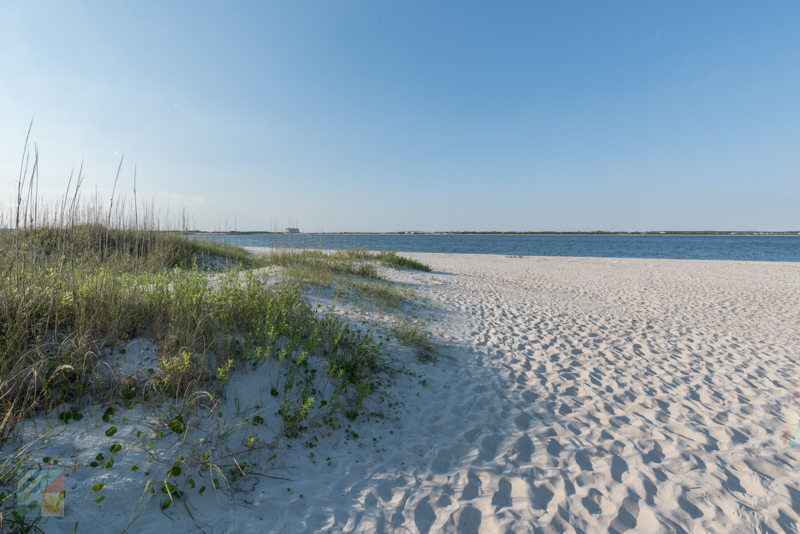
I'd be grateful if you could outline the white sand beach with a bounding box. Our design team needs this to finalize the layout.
[361,253,800,534]
[14,253,800,533]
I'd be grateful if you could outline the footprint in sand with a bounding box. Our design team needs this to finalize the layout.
[460,470,482,500]
[609,495,640,534]
[514,412,532,431]
[546,437,564,458]
[575,449,595,472]
[721,469,746,494]
[491,478,512,510]
[641,476,658,506]
[611,454,629,483]
[529,481,555,511]
[377,476,405,503]
[413,497,436,534]
[455,505,482,534]
[677,495,704,520]
[478,435,501,462]
[581,488,604,515]
[431,448,454,474]
[511,433,533,463]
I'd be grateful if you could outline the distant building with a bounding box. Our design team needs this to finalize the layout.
[284,228,300,234]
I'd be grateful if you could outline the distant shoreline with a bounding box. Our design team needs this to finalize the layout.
[185,231,800,236]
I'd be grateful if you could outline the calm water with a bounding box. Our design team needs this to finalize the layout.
[194,234,800,263]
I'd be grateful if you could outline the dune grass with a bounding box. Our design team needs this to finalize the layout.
[0,142,390,442]
[262,247,430,275]
[391,318,441,363]
[260,247,429,316]
[0,143,439,529]
[263,248,441,363]
[0,224,391,529]
[0,222,390,436]
[372,250,431,272]
[1,224,241,437]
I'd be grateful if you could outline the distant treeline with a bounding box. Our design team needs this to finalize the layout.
[181,230,800,236]
[181,231,282,235]
[438,231,800,236]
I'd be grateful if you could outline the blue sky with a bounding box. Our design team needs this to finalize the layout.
[1,1,798,231]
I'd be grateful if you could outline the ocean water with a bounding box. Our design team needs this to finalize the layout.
[194,233,800,263]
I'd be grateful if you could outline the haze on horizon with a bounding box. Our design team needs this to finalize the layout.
[1,2,798,233]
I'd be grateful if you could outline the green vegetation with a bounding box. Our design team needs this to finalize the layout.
[391,318,440,363]
[0,439,48,533]
[0,145,439,529]
[261,248,428,315]
[1,225,247,437]
[261,247,431,274]
[0,219,392,527]
[373,250,432,272]
[0,225,395,433]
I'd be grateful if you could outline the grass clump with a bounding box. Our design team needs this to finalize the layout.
[263,248,428,315]
[373,250,431,272]
[391,318,440,362]
[265,249,412,314]
[0,439,47,533]
[264,247,430,275]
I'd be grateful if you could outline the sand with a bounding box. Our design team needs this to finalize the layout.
[10,253,800,533]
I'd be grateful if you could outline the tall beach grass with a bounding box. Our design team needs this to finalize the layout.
[0,141,438,531]
[0,143,388,445]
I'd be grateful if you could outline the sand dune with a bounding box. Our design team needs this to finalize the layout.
[17,253,800,533]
